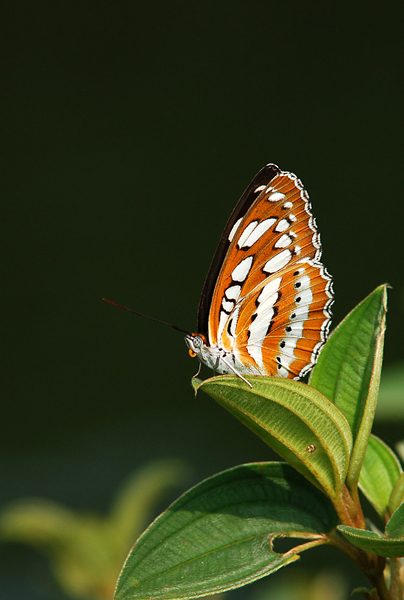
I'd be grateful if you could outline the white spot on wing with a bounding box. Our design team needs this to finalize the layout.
[263,249,292,274]
[255,185,266,193]
[295,274,310,291]
[239,218,276,249]
[246,277,282,370]
[274,233,293,248]
[284,321,305,338]
[237,221,259,248]
[277,358,290,378]
[228,218,242,242]
[290,304,311,319]
[283,201,293,209]
[231,256,253,282]
[222,298,234,313]
[280,338,299,355]
[295,287,313,305]
[258,277,282,302]
[225,285,241,301]
[277,286,313,376]
[217,311,229,341]
[275,218,290,232]
[228,305,240,338]
[268,191,285,202]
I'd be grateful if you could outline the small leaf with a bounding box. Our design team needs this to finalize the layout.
[191,377,203,391]
[390,473,404,515]
[115,463,338,600]
[197,376,352,499]
[386,502,404,538]
[338,525,404,557]
[359,434,402,518]
[310,285,387,489]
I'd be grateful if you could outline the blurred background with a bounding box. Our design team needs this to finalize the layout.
[1,1,403,598]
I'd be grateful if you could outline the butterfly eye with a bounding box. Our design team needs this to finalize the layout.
[192,336,202,348]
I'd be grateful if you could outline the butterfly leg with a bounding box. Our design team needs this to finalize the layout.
[192,361,202,386]
[219,356,253,389]
[191,360,202,382]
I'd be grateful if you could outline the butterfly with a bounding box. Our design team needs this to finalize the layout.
[185,163,334,385]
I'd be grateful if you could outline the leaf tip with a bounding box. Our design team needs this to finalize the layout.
[191,376,202,394]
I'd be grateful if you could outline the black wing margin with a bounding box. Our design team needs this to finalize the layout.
[197,163,281,338]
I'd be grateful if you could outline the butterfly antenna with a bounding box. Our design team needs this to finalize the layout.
[102,298,191,335]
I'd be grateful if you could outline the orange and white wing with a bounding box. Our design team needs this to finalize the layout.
[197,164,334,378]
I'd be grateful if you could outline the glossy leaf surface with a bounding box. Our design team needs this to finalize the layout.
[115,463,337,600]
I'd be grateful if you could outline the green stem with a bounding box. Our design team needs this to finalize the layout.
[389,557,403,600]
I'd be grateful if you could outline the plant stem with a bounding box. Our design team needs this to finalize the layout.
[367,571,390,600]
[334,484,366,529]
[283,536,328,558]
[328,530,366,564]
[389,557,403,600]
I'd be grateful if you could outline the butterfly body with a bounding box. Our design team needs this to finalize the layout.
[186,163,334,381]
[185,332,262,377]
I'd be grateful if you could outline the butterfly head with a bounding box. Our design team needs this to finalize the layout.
[184,333,207,358]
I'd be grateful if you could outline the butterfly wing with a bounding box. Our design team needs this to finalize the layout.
[197,163,281,338]
[198,165,334,378]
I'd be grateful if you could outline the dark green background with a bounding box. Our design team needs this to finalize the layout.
[1,1,403,597]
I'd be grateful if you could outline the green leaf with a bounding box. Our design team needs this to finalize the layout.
[338,525,404,557]
[309,286,386,434]
[115,462,338,600]
[191,377,203,391]
[310,285,387,489]
[359,434,402,518]
[386,502,404,538]
[196,376,352,499]
[389,473,404,515]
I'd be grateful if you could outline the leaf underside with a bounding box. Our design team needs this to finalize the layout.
[197,376,352,499]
